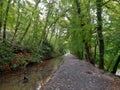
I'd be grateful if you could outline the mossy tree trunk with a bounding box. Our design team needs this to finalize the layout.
[3,0,11,42]
[96,0,104,69]
[76,0,94,64]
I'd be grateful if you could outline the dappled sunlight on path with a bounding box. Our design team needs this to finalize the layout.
[64,53,77,59]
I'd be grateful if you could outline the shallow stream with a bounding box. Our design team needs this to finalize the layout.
[0,56,65,90]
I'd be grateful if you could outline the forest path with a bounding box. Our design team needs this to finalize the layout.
[42,54,120,90]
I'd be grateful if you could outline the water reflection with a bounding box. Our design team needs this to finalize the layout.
[116,69,120,76]
[0,56,65,90]
[36,81,41,90]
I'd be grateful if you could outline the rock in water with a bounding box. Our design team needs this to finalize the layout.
[23,76,28,83]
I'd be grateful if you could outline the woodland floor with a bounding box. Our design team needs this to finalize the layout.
[42,54,120,90]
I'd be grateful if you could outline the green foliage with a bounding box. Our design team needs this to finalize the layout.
[0,0,120,72]
[41,40,53,55]
[30,54,43,63]
[27,47,43,63]
[0,42,15,64]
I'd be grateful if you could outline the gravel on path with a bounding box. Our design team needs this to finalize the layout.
[42,54,120,90]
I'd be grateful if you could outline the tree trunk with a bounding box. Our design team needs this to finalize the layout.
[85,42,94,65]
[96,0,104,69]
[112,55,120,74]
[0,1,3,35]
[12,0,21,41]
[54,29,59,46]
[93,39,98,64]
[20,20,31,43]
[49,25,55,42]
[39,3,51,47]
[20,0,40,43]
[3,0,11,42]
[76,0,94,64]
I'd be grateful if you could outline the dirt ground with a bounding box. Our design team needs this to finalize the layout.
[42,54,120,90]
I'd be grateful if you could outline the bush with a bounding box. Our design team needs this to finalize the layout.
[0,42,15,64]
[41,40,53,55]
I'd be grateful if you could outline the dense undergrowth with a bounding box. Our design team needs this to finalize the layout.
[0,40,61,73]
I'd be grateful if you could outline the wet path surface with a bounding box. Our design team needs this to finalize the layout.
[0,56,65,90]
[42,54,120,90]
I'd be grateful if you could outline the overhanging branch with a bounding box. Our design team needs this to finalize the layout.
[102,0,111,6]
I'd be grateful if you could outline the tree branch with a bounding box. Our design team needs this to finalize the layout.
[102,0,111,6]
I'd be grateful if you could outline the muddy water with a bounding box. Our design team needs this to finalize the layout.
[0,56,65,90]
